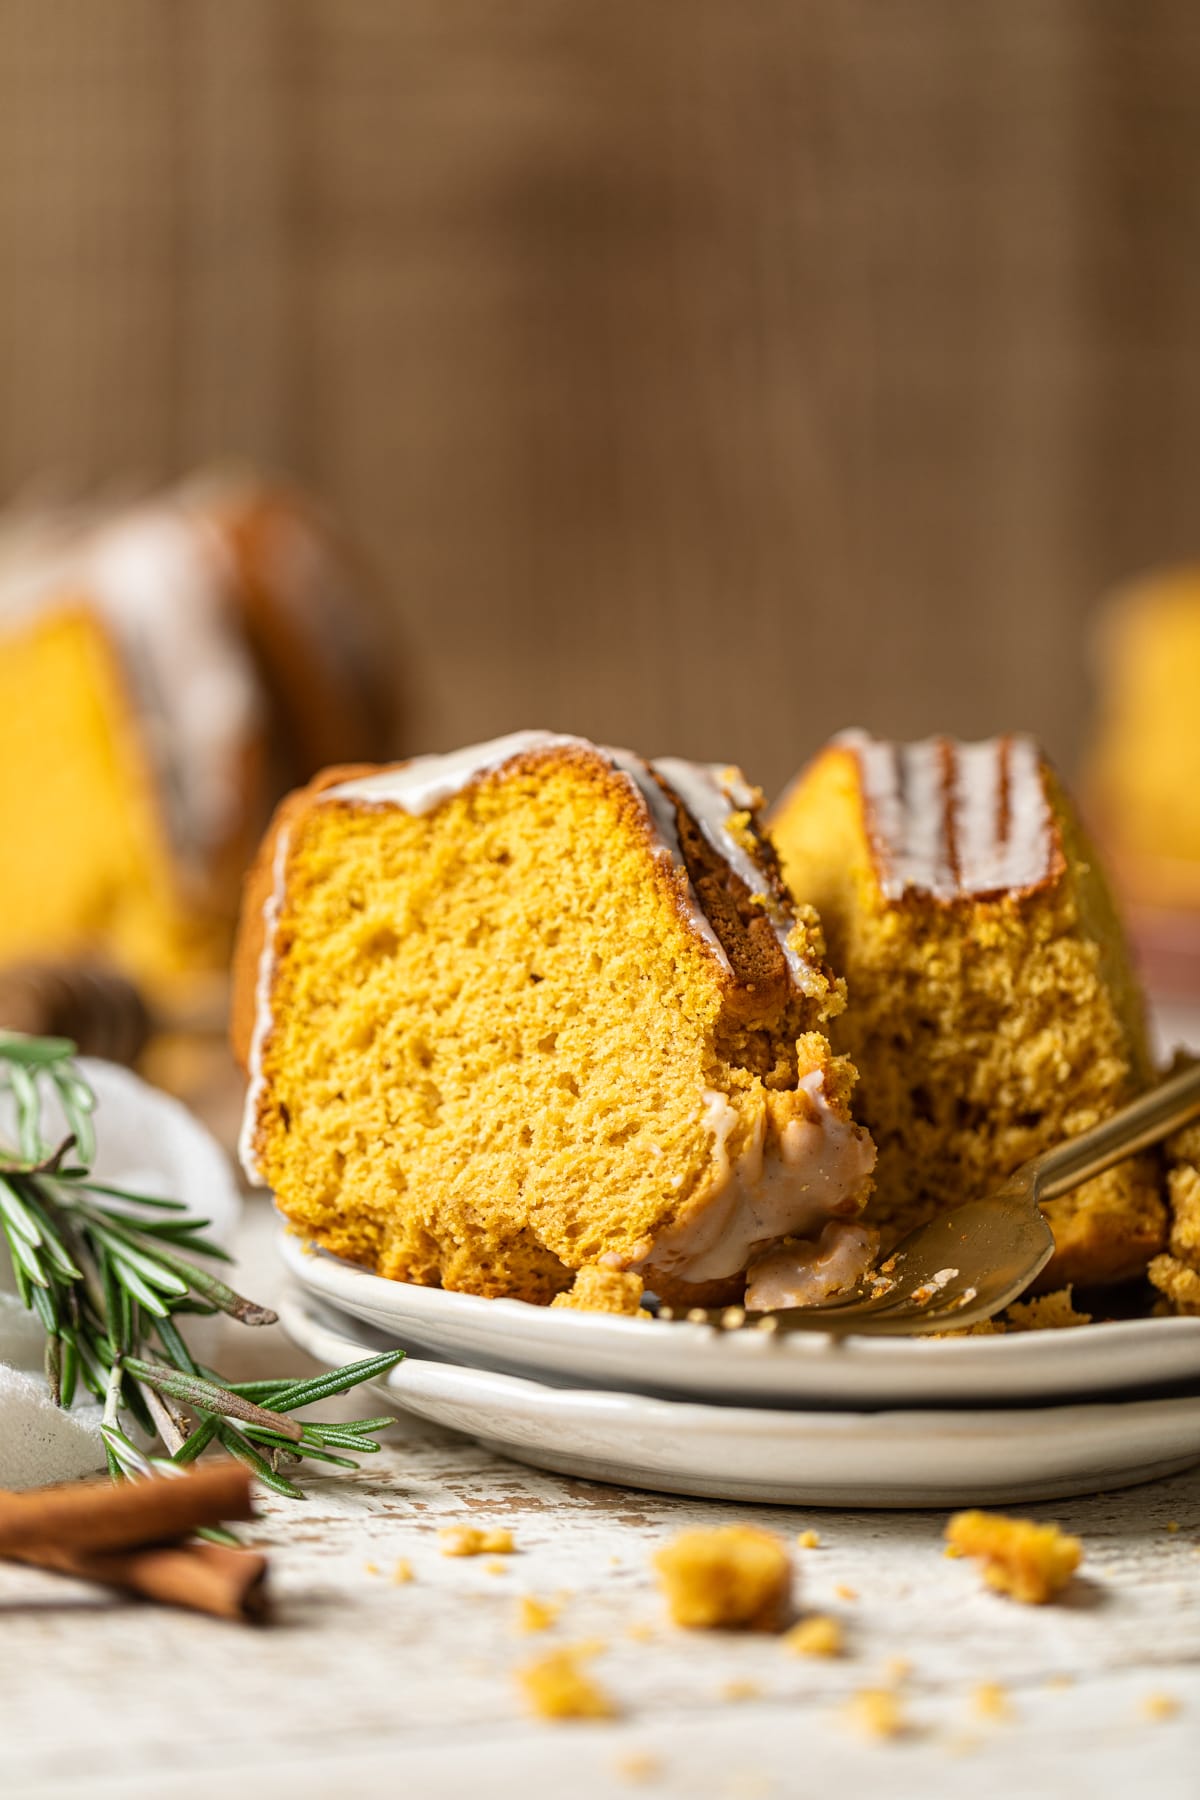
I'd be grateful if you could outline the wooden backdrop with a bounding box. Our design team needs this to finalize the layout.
[1,2,1199,796]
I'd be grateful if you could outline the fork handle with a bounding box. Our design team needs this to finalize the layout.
[1026,1060,1200,1202]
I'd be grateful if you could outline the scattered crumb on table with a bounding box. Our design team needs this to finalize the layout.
[615,1751,662,1784]
[972,1681,1014,1722]
[796,1530,820,1550]
[720,1678,762,1702]
[517,1595,561,1634]
[844,1688,907,1740]
[834,1583,858,1602]
[1140,1693,1180,1722]
[783,1615,843,1658]
[392,1558,413,1584]
[439,1525,515,1558]
[944,1510,1082,1604]
[517,1645,616,1721]
[653,1525,792,1631]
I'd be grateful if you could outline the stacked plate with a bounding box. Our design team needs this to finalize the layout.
[278,1230,1200,1509]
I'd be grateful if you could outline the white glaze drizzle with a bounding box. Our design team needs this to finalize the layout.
[837,729,1055,901]
[652,757,821,991]
[238,821,294,1183]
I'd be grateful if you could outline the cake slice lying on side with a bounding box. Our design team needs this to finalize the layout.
[232,731,876,1309]
[771,730,1165,1290]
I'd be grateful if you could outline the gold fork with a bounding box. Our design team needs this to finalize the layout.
[675,1060,1200,1338]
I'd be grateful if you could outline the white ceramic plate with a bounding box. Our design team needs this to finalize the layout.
[280,1290,1200,1507]
[278,1228,1200,1409]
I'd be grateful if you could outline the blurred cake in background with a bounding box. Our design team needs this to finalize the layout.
[0,471,396,1005]
[1085,566,1200,996]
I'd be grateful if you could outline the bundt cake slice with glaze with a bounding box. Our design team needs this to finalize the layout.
[771,730,1165,1291]
[233,731,876,1309]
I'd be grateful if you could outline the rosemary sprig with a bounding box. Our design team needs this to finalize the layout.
[0,1032,402,1509]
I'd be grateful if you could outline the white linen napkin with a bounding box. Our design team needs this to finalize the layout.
[0,1058,242,1489]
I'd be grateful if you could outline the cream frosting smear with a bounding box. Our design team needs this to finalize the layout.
[631,1070,877,1296]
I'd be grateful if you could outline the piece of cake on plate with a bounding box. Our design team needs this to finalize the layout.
[233,731,876,1309]
[770,730,1166,1291]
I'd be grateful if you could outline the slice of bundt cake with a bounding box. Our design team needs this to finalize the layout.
[233,732,876,1308]
[0,473,395,1001]
[771,731,1166,1290]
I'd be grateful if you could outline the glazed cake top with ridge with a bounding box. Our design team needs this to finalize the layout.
[319,730,820,988]
[836,729,1065,903]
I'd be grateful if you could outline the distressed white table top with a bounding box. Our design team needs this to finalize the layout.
[4,1196,1199,1800]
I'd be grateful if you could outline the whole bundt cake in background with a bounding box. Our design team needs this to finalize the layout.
[0,471,397,1003]
[232,731,876,1311]
[770,729,1166,1292]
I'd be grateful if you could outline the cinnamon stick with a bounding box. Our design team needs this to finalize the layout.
[0,1462,255,1554]
[6,1538,269,1622]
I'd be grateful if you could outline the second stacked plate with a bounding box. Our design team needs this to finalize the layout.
[278,1232,1200,1508]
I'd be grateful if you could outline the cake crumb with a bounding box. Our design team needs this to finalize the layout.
[484,1558,509,1575]
[721,1678,761,1703]
[796,1530,821,1550]
[517,1645,616,1721]
[944,1544,964,1559]
[439,1525,515,1558]
[363,1561,380,1576]
[550,1264,646,1316]
[883,1656,912,1685]
[834,1583,858,1602]
[1044,1674,1074,1690]
[615,1751,662,1784]
[517,1595,561,1634]
[972,1681,1014,1722]
[783,1615,843,1658]
[945,1510,1082,1603]
[653,1525,792,1631]
[1141,1692,1180,1722]
[626,1621,656,1643]
[1166,1521,1180,1533]
[391,1558,413,1584]
[845,1688,907,1740]
[1005,1286,1092,1331]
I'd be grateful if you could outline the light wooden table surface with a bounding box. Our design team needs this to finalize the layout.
[4,1195,1200,1800]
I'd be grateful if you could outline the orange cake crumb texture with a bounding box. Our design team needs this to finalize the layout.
[517,1646,616,1721]
[945,1510,1082,1604]
[1149,1113,1200,1315]
[653,1526,792,1632]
